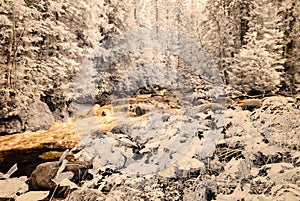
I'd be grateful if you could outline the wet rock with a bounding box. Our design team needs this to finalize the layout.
[135,106,145,116]
[111,124,132,135]
[241,99,262,111]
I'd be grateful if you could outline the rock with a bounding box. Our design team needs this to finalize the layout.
[134,106,146,116]
[241,99,262,111]
[20,98,55,132]
[0,176,28,198]
[0,99,55,133]
[110,124,132,135]
[28,161,59,190]
[15,191,50,201]
[28,161,90,193]
[198,103,225,114]
[262,96,288,108]
[134,105,151,116]
[64,162,91,184]
[162,114,170,122]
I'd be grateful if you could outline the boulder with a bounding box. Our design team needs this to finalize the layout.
[28,161,59,191]
[20,99,55,132]
[28,161,90,191]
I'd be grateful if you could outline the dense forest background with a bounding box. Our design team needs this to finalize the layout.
[0,0,299,134]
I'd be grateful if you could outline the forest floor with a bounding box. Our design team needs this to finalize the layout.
[0,91,299,201]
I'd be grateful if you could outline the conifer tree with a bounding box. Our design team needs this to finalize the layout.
[227,0,286,96]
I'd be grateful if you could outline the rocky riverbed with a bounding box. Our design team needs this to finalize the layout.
[0,93,299,201]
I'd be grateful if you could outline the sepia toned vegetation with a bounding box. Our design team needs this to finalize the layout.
[0,0,299,200]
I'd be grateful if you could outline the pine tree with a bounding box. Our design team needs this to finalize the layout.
[227,0,286,96]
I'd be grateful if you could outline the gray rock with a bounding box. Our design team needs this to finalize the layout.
[64,162,91,183]
[111,124,133,135]
[0,98,54,134]
[162,114,170,122]
[20,99,55,132]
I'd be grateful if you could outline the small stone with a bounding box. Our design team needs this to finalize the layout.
[134,105,147,116]
[162,114,170,122]
[111,124,132,135]
[241,99,262,111]
[64,162,90,183]
[198,103,224,114]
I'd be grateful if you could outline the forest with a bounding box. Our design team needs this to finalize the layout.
[0,0,299,133]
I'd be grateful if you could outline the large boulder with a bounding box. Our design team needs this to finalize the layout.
[20,98,55,132]
[0,98,55,134]
[28,161,60,191]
